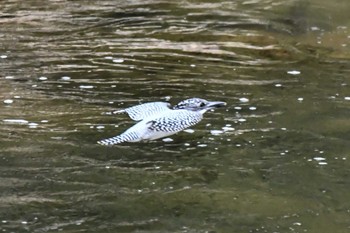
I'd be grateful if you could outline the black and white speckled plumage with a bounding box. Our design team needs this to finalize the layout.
[147,110,202,132]
[98,98,226,145]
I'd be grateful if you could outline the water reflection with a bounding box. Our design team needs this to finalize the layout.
[1,0,350,232]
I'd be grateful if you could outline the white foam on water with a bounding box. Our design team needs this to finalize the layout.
[79,85,94,89]
[287,70,301,75]
[3,119,29,124]
[183,129,194,133]
[3,99,13,104]
[162,138,173,142]
[239,97,249,103]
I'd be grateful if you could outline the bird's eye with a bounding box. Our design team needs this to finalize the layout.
[200,102,206,107]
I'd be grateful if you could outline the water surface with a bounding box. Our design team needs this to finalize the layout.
[1,0,350,232]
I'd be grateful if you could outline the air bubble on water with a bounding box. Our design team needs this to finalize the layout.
[313,157,326,161]
[51,137,64,140]
[61,76,71,81]
[197,144,207,147]
[5,76,14,79]
[210,130,224,135]
[28,122,39,128]
[38,76,47,81]
[76,221,83,226]
[96,125,105,129]
[234,106,242,110]
[275,84,282,87]
[162,138,173,142]
[79,85,94,89]
[3,119,29,124]
[4,99,13,104]
[287,70,301,75]
[239,97,249,103]
[113,58,124,63]
[249,106,257,110]
[184,129,194,133]
[0,55,8,59]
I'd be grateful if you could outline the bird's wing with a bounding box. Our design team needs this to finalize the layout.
[114,102,171,121]
[147,110,203,133]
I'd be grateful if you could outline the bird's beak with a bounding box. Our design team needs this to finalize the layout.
[206,101,227,109]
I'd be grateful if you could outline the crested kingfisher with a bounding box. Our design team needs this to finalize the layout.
[97,98,226,145]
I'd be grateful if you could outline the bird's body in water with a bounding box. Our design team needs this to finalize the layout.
[97,98,226,145]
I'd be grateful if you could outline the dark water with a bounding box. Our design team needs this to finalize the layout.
[1,0,350,232]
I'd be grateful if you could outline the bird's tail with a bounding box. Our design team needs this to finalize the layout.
[97,131,140,146]
[97,135,126,146]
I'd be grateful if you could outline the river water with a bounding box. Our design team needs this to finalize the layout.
[1,0,350,232]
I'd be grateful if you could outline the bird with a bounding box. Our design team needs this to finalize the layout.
[97,98,226,145]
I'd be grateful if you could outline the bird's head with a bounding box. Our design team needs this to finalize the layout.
[173,98,226,113]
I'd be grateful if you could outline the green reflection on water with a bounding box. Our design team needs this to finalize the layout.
[1,0,350,232]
